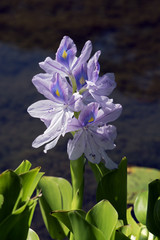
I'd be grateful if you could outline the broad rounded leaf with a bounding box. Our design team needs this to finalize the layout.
[27,228,40,240]
[69,210,106,240]
[86,200,118,240]
[134,191,148,225]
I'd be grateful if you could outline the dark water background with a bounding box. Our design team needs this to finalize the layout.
[0,0,160,239]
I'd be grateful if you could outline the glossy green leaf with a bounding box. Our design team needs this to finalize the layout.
[38,176,72,239]
[14,160,32,174]
[127,166,160,204]
[27,228,40,240]
[51,177,72,210]
[0,170,21,220]
[96,157,127,223]
[86,200,118,240]
[19,167,44,202]
[146,179,160,237]
[127,207,140,237]
[134,191,148,225]
[118,225,132,238]
[137,226,150,240]
[51,209,86,232]
[68,210,106,240]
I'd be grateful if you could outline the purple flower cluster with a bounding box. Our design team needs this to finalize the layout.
[28,36,122,169]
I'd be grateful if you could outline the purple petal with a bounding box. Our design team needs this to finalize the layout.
[67,130,86,160]
[66,117,81,133]
[72,40,92,69]
[96,73,116,96]
[99,150,118,169]
[32,73,55,101]
[73,64,88,91]
[68,92,84,112]
[27,100,60,120]
[51,73,69,103]
[95,103,122,125]
[84,132,101,164]
[56,36,77,70]
[44,135,61,153]
[78,102,99,127]
[87,50,101,82]
[39,57,68,77]
[94,125,117,150]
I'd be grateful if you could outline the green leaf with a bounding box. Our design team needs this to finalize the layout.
[0,200,37,240]
[19,167,44,202]
[68,210,106,240]
[126,207,140,237]
[51,209,86,232]
[38,176,72,239]
[147,179,160,237]
[86,200,118,240]
[89,162,110,182]
[127,166,160,204]
[0,194,4,209]
[51,177,72,210]
[27,228,40,240]
[115,231,131,240]
[14,160,32,175]
[137,226,149,240]
[154,197,160,229]
[96,157,127,224]
[0,170,21,220]
[134,191,148,225]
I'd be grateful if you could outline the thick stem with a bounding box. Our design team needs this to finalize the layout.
[70,155,86,210]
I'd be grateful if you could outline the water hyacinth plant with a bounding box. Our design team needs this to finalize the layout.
[1,36,160,240]
[27,36,122,168]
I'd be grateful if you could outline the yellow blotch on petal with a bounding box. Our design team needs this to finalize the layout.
[62,50,67,59]
[79,77,85,85]
[88,116,94,123]
[56,89,60,97]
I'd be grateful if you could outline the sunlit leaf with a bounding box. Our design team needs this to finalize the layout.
[51,209,86,232]
[19,167,44,202]
[126,207,140,237]
[14,160,32,174]
[86,200,118,240]
[27,228,40,240]
[37,176,72,239]
[68,210,106,240]
[134,191,148,225]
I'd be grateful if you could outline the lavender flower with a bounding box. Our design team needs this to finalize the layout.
[27,72,83,153]
[67,102,122,169]
[73,50,117,106]
[28,36,122,168]
[39,36,92,78]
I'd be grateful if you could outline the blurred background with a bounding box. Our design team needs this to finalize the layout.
[0,0,160,239]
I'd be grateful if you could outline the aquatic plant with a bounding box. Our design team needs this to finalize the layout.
[1,36,160,240]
